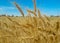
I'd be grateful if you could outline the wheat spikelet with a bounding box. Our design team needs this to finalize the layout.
[3,23,8,28]
[33,17,37,27]
[44,15,50,21]
[6,17,13,22]
[33,0,37,17]
[0,21,1,25]
[47,34,56,43]
[7,16,22,26]
[37,10,47,28]
[0,26,15,36]
[12,21,21,26]
[43,15,54,28]
[37,12,46,26]
[16,24,33,37]
[27,12,31,17]
[27,0,37,16]
[21,24,29,28]
[47,22,54,28]
[26,23,34,28]
[38,9,41,18]
[14,2,24,17]
[27,9,37,16]
[39,16,47,28]
[56,21,59,31]
[43,16,53,29]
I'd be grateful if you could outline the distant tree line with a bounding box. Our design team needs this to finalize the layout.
[0,14,19,17]
[50,15,60,17]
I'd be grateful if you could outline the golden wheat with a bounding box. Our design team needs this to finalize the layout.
[0,0,60,43]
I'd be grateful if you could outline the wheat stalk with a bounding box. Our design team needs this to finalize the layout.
[27,12,31,17]
[33,0,36,12]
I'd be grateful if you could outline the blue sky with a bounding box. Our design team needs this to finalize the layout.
[0,0,59,16]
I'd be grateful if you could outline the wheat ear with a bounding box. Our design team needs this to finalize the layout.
[38,9,41,18]
[13,2,24,17]
[27,9,37,16]
[56,21,59,31]
[44,15,50,21]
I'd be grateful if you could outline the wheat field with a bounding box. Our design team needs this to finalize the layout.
[0,0,60,43]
